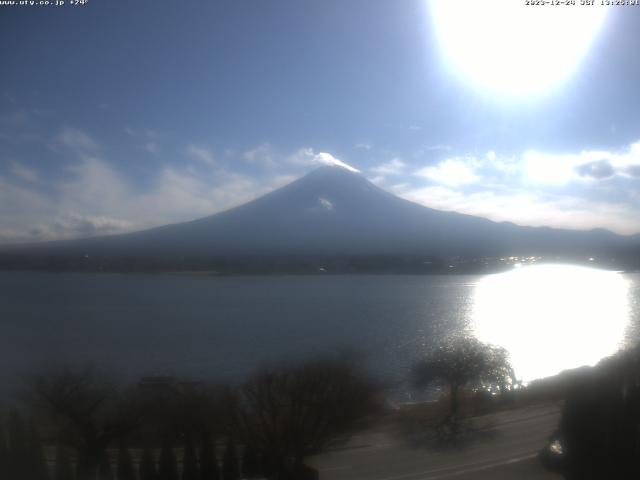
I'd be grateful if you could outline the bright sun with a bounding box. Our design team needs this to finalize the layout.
[429,1,608,97]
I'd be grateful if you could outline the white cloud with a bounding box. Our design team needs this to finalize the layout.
[0,156,297,243]
[244,143,276,168]
[4,135,640,243]
[9,161,38,182]
[627,164,640,178]
[355,143,372,150]
[39,215,134,240]
[144,142,160,155]
[411,141,640,189]
[423,144,453,152]
[57,126,98,152]
[319,198,334,210]
[522,143,640,185]
[399,184,640,235]
[370,158,406,176]
[124,127,163,155]
[368,175,385,186]
[0,174,56,243]
[414,158,479,186]
[401,140,640,234]
[0,141,362,243]
[187,144,215,165]
[287,147,315,166]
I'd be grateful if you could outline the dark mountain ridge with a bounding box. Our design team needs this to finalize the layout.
[1,166,639,272]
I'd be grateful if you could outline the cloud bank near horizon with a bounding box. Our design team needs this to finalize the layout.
[375,142,640,236]
[1,123,640,244]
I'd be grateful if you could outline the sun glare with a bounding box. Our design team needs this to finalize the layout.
[472,264,630,383]
[429,1,608,98]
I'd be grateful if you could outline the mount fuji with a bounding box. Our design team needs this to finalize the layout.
[2,166,638,272]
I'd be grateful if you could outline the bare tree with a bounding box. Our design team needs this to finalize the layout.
[139,447,157,480]
[182,436,198,480]
[116,442,136,480]
[222,438,239,480]
[27,368,144,480]
[232,355,379,478]
[136,377,228,443]
[158,438,179,480]
[53,445,74,480]
[412,335,513,423]
[199,430,219,480]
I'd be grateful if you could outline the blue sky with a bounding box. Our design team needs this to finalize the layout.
[1,0,640,242]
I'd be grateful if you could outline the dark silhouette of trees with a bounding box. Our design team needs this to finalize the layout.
[232,356,378,479]
[139,447,157,480]
[136,378,228,454]
[182,436,198,480]
[28,419,50,480]
[54,445,74,480]
[222,438,239,480]
[412,336,513,423]
[241,443,260,479]
[116,443,136,480]
[199,431,219,480]
[28,368,145,480]
[97,450,114,480]
[158,439,179,480]
[1,410,49,480]
[7,410,29,478]
[4,356,375,480]
[0,419,7,479]
[542,346,640,479]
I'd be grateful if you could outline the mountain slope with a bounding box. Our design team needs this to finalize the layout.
[3,166,638,263]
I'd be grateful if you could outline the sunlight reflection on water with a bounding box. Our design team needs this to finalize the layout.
[472,264,631,383]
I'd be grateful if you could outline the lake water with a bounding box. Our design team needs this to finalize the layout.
[1,266,638,402]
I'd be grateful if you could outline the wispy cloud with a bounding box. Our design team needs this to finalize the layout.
[124,127,163,155]
[4,122,640,243]
[355,143,372,150]
[414,157,480,186]
[398,183,640,235]
[0,109,29,127]
[144,142,160,155]
[370,158,406,176]
[9,161,38,183]
[0,137,362,243]
[0,153,297,243]
[422,144,453,152]
[399,140,640,234]
[187,144,215,165]
[57,126,98,153]
[522,144,640,185]
[627,165,640,178]
[244,143,276,168]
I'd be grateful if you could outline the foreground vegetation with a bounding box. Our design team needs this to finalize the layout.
[3,337,639,480]
[0,355,380,480]
[539,344,640,479]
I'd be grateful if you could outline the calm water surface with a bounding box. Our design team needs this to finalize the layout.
[1,268,638,401]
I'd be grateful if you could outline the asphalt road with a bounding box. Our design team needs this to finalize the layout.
[309,404,563,480]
